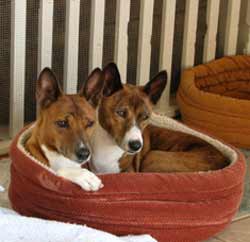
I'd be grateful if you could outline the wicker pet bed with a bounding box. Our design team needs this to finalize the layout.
[9,113,246,242]
[177,55,250,148]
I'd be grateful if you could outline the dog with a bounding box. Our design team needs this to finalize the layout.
[25,67,104,191]
[90,63,229,173]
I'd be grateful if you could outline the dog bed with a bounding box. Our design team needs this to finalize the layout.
[177,55,250,148]
[9,113,246,242]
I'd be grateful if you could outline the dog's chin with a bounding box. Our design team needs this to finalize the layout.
[68,155,91,165]
[126,149,142,155]
[118,143,142,155]
[120,146,142,155]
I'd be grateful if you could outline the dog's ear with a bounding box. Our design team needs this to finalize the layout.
[102,63,123,97]
[143,71,167,104]
[79,68,103,107]
[36,67,62,109]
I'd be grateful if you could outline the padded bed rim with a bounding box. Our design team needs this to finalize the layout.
[178,55,250,117]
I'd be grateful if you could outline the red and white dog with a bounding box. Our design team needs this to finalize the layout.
[90,63,228,174]
[26,67,104,191]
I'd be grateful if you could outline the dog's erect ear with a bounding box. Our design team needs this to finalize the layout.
[36,67,62,109]
[79,68,103,107]
[102,63,123,97]
[143,71,167,104]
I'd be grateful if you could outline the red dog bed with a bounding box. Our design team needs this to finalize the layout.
[9,114,246,242]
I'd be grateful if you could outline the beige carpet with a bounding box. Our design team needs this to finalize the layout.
[0,158,10,208]
[237,150,250,219]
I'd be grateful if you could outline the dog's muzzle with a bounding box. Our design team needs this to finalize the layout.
[128,140,142,153]
[75,147,91,164]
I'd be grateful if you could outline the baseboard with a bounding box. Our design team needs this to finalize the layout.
[0,140,11,156]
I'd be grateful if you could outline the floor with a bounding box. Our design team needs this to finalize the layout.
[0,157,10,209]
[0,152,249,242]
[207,217,250,242]
[207,149,250,242]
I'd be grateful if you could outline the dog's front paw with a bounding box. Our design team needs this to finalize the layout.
[74,169,104,191]
[57,168,103,191]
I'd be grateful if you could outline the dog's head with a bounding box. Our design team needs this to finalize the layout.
[98,63,167,154]
[36,67,103,164]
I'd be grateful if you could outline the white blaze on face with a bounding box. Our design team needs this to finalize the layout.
[122,122,143,152]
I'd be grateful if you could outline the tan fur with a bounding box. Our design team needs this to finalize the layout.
[100,63,229,173]
[120,125,229,172]
[25,67,103,168]
[98,85,152,147]
[26,95,96,166]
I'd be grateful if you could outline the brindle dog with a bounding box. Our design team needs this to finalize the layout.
[90,63,229,174]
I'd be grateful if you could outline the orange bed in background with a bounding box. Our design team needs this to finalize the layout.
[177,55,250,148]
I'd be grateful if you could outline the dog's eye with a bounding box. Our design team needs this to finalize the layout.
[55,120,69,128]
[116,109,127,118]
[86,120,95,128]
[141,113,149,120]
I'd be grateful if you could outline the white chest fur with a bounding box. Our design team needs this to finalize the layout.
[41,145,81,171]
[90,124,124,174]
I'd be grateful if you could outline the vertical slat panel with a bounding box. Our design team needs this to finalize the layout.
[157,0,176,114]
[245,0,250,54]
[114,0,131,83]
[246,0,250,26]
[203,0,220,62]
[136,0,154,85]
[37,0,54,73]
[9,0,27,137]
[224,0,241,55]
[63,0,80,94]
[89,0,105,71]
[181,0,199,69]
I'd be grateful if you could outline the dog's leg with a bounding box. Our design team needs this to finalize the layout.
[142,125,229,171]
[141,150,229,173]
[57,167,103,191]
[41,145,103,191]
[147,124,212,151]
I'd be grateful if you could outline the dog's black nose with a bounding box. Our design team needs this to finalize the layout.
[128,140,142,152]
[76,147,90,161]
